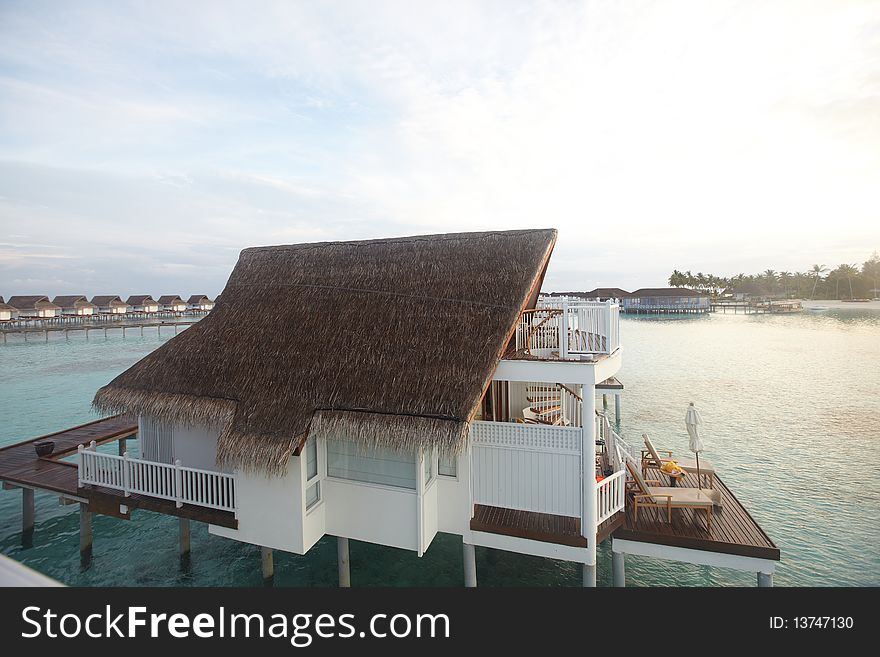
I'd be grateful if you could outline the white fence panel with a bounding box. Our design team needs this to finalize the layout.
[470,421,582,517]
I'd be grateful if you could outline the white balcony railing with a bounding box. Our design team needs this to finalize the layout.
[596,470,626,524]
[78,442,235,514]
[513,300,620,360]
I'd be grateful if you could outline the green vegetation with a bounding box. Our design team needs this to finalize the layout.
[668,252,880,300]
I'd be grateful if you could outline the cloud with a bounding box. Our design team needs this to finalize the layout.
[0,0,878,296]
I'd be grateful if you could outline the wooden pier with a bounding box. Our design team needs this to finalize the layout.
[1,320,198,343]
[710,300,803,314]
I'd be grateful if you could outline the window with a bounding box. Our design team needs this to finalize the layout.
[438,452,457,477]
[305,435,320,510]
[327,441,416,490]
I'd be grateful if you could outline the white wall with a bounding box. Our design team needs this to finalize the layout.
[172,425,226,472]
[210,456,307,554]
[436,450,471,536]
[323,478,419,551]
[422,478,439,551]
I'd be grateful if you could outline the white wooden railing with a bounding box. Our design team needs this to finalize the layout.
[596,470,626,524]
[515,300,620,359]
[78,441,235,513]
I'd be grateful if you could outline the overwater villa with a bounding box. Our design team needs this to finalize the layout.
[126,295,160,314]
[186,294,215,311]
[0,297,16,321]
[91,296,130,315]
[0,230,779,587]
[157,295,188,313]
[622,288,710,314]
[6,295,61,318]
[52,295,97,316]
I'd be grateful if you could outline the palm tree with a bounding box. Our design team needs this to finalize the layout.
[862,253,880,298]
[779,271,792,297]
[837,264,859,300]
[809,264,829,299]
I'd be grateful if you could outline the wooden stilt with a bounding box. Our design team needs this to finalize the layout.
[22,488,35,548]
[614,394,621,424]
[337,537,351,587]
[261,546,274,585]
[758,572,773,587]
[118,438,127,456]
[612,551,625,587]
[179,518,191,567]
[80,503,93,568]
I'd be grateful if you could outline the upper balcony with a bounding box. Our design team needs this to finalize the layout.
[505,298,620,362]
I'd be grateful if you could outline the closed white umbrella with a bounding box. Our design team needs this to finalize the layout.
[685,402,705,489]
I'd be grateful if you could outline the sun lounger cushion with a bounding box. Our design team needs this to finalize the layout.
[645,487,713,508]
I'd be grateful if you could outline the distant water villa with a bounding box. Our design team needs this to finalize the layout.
[547,288,710,314]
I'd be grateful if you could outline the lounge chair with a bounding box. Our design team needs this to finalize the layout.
[625,461,714,531]
[641,433,715,488]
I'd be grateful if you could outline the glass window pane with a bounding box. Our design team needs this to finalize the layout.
[306,481,320,509]
[327,440,416,489]
[306,435,318,480]
[439,453,457,477]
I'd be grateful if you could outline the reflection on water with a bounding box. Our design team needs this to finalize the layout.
[1,311,878,586]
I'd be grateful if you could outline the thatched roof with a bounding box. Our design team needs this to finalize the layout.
[186,294,213,305]
[629,287,704,297]
[126,295,157,306]
[94,229,557,475]
[158,295,185,305]
[91,295,127,306]
[52,295,96,310]
[7,295,60,311]
[582,287,630,299]
[0,296,13,312]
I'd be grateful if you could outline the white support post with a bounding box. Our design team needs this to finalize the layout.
[758,572,773,587]
[615,394,621,424]
[463,542,477,587]
[122,451,130,497]
[338,537,351,587]
[174,459,183,508]
[582,563,597,587]
[582,383,597,574]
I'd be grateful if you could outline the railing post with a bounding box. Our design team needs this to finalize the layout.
[559,301,569,360]
[174,459,183,508]
[123,451,130,497]
[604,300,613,353]
[77,444,84,487]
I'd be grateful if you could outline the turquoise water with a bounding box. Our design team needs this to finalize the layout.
[1,311,878,586]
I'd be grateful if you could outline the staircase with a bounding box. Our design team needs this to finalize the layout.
[524,383,582,426]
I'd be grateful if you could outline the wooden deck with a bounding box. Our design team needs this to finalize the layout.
[470,504,625,548]
[0,416,237,529]
[612,470,780,560]
[0,416,138,496]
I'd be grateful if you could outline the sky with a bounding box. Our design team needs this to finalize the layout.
[0,0,878,296]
